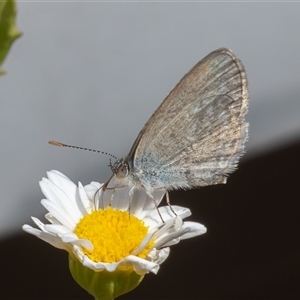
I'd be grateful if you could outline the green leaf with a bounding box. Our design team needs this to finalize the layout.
[0,0,22,75]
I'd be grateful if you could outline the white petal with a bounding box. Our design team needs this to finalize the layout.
[147,247,170,266]
[153,217,189,249]
[22,224,68,250]
[41,198,76,230]
[60,233,93,251]
[78,182,93,214]
[151,190,166,207]
[178,221,207,240]
[39,178,81,224]
[72,245,168,275]
[45,213,60,224]
[31,217,46,231]
[45,172,78,211]
[44,171,86,220]
[152,216,182,241]
[134,190,166,220]
[110,188,130,211]
[84,182,107,210]
[131,227,158,256]
[47,170,70,182]
[122,255,160,275]
[143,205,190,229]
[158,205,191,220]
[155,220,207,248]
[162,238,181,247]
[129,189,150,217]
[84,253,160,275]
[84,182,102,199]
[44,224,72,236]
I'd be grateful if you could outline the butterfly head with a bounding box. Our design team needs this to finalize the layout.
[111,158,129,180]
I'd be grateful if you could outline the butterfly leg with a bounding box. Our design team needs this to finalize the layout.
[105,185,129,205]
[109,187,116,207]
[147,193,165,223]
[165,190,177,216]
[93,183,106,210]
[128,186,137,218]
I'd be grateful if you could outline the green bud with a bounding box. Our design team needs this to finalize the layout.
[0,0,22,75]
[69,255,144,300]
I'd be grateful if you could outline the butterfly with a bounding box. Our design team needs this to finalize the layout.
[109,48,248,194]
[50,47,248,216]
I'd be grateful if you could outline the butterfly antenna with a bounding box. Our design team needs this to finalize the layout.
[48,140,118,159]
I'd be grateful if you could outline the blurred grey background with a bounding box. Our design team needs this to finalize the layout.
[1,2,300,239]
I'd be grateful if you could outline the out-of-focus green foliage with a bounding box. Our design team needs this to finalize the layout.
[0,0,21,75]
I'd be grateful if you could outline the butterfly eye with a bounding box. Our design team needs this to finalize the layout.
[116,163,129,179]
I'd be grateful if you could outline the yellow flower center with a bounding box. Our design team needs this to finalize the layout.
[74,206,154,263]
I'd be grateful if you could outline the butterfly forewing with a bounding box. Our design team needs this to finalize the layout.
[126,48,248,192]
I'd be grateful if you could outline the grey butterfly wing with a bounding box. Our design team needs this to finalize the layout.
[126,48,249,191]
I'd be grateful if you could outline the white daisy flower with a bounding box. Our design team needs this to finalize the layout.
[23,170,206,298]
